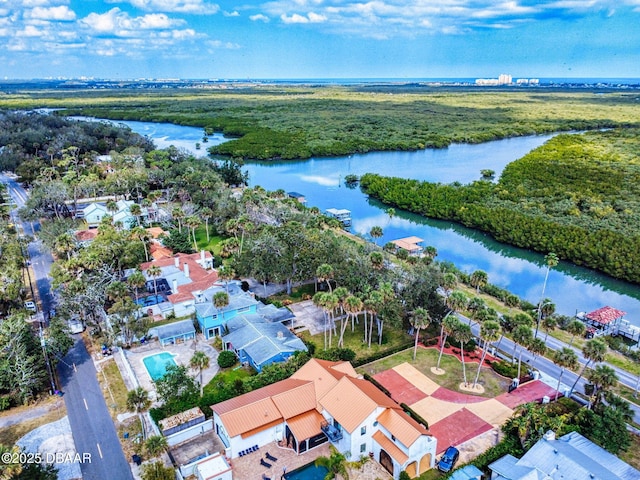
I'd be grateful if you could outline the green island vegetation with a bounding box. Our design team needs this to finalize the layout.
[361,128,640,283]
[0,87,639,160]
[2,102,640,474]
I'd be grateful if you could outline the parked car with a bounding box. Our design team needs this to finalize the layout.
[24,301,37,312]
[68,318,85,334]
[438,446,459,473]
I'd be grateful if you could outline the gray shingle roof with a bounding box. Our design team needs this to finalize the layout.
[153,319,195,341]
[222,315,306,366]
[490,432,640,480]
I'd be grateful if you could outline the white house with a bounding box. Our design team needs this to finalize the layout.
[211,359,436,479]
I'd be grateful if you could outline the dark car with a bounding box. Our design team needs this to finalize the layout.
[438,446,459,473]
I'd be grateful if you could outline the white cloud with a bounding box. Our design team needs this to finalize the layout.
[223,10,240,16]
[107,0,220,14]
[207,39,241,48]
[281,11,326,23]
[250,13,270,21]
[81,8,185,35]
[18,25,44,36]
[28,5,75,21]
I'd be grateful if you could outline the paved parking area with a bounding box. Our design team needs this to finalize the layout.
[374,362,558,455]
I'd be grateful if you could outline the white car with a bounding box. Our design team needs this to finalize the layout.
[24,301,37,312]
[68,318,85,334]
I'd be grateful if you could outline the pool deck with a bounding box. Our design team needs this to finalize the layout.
[122,335,219,398]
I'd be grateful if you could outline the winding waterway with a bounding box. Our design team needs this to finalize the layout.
[106,119,640,326]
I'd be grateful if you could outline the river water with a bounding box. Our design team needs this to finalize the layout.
[109,119,640,325]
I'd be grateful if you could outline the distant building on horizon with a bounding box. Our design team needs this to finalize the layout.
[476,74,539,86]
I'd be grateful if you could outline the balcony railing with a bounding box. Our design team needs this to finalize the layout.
[320,421,343,442]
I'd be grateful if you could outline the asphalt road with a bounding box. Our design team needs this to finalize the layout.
[463,315,640,424]
[58,339,134,480]
[1,174,134,480]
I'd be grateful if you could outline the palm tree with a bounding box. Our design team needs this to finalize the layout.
[313,292,329,350]
[172,206,185,233]
[127,386,151,439]
[106,280,128,302]
[369,251,384,270]
[127,270,146,304]
[453,322,472,386]
[190,351,210,396]
[469,270,488,293]
[316,263,334,293]
[145,435,168,458]
[568,338,607,397]
[365,291,383,348]
[346,294,363,331]
[535,252,559,336]
[200,207,214,242]
[314,446,349,480]
[424,245,438,259]
[541,316,557,342]
[131,226,151,262]
[472,320,501,389]
[552,347,578,401]
[528,337,547,371]
[377,282,395,345]
[410,307,431,361]
[586,364,617,409]
[513,325,533,381]
[369,225,383,245]
[566,319,586,346]
[385,207,395,225]
[130,203,142,226]
[185,215,200,251]
[436,314,459,371]
[324,293,339,349]
[441,272,458,297]
[446,290,468,317]
[213,291,229,309]
[146,265,161,298]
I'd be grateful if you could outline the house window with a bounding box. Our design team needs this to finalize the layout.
[360,443,367,453]
[360,426,366,436]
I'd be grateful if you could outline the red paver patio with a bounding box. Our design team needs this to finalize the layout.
[428,409,493,454]
[373,369,428,405]
[431,386,487,404]
[496,380,560,409]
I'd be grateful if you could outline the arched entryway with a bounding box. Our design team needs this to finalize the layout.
[419,452,432,473]
[380,450,394,476]
[404,461,418,478]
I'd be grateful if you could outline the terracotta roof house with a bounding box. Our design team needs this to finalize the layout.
[211,358,436,479]
[391,236,425,256]
[489,430,640,480]
[578,306,626,337]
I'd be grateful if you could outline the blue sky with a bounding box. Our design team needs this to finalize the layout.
[2,0,640,79]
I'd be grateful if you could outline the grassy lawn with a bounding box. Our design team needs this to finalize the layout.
[194,227,225,256]
[96,358,130,419]
[620,432,640,470]
[203,365,253,395]
[0,398,66,446]
[358,347,511,399]
[299,318,411,361]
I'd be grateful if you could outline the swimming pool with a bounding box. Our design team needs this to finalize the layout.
[283,462,328,480]
[143,352,177,381]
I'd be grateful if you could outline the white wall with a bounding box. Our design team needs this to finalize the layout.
[166,419,213,447]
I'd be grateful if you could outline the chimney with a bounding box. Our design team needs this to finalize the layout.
[276,331,284,340]
[183,262,190,279]
[543,430,556,442]
[172,279,178,293]
[194,290,203,303]
[174,257,180,268]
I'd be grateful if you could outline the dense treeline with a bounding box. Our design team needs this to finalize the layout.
[1,87,639,160]
[0,111,154,173]
[360,128,640,284]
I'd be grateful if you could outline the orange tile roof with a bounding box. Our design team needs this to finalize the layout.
[146,227,166,239]
[212,378,310,438]
[272,382,317,420]
[219,397,282,438]
[319,377,380,434]
[372,430,408,465]
[167,276,220,304]
[291,359,357,403]
[376,408,427,448]
[150,243,173,260]
[286,410,325,442]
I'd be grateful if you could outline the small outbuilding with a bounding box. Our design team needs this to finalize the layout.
[195,452,232,480]
[153,319,196,346]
